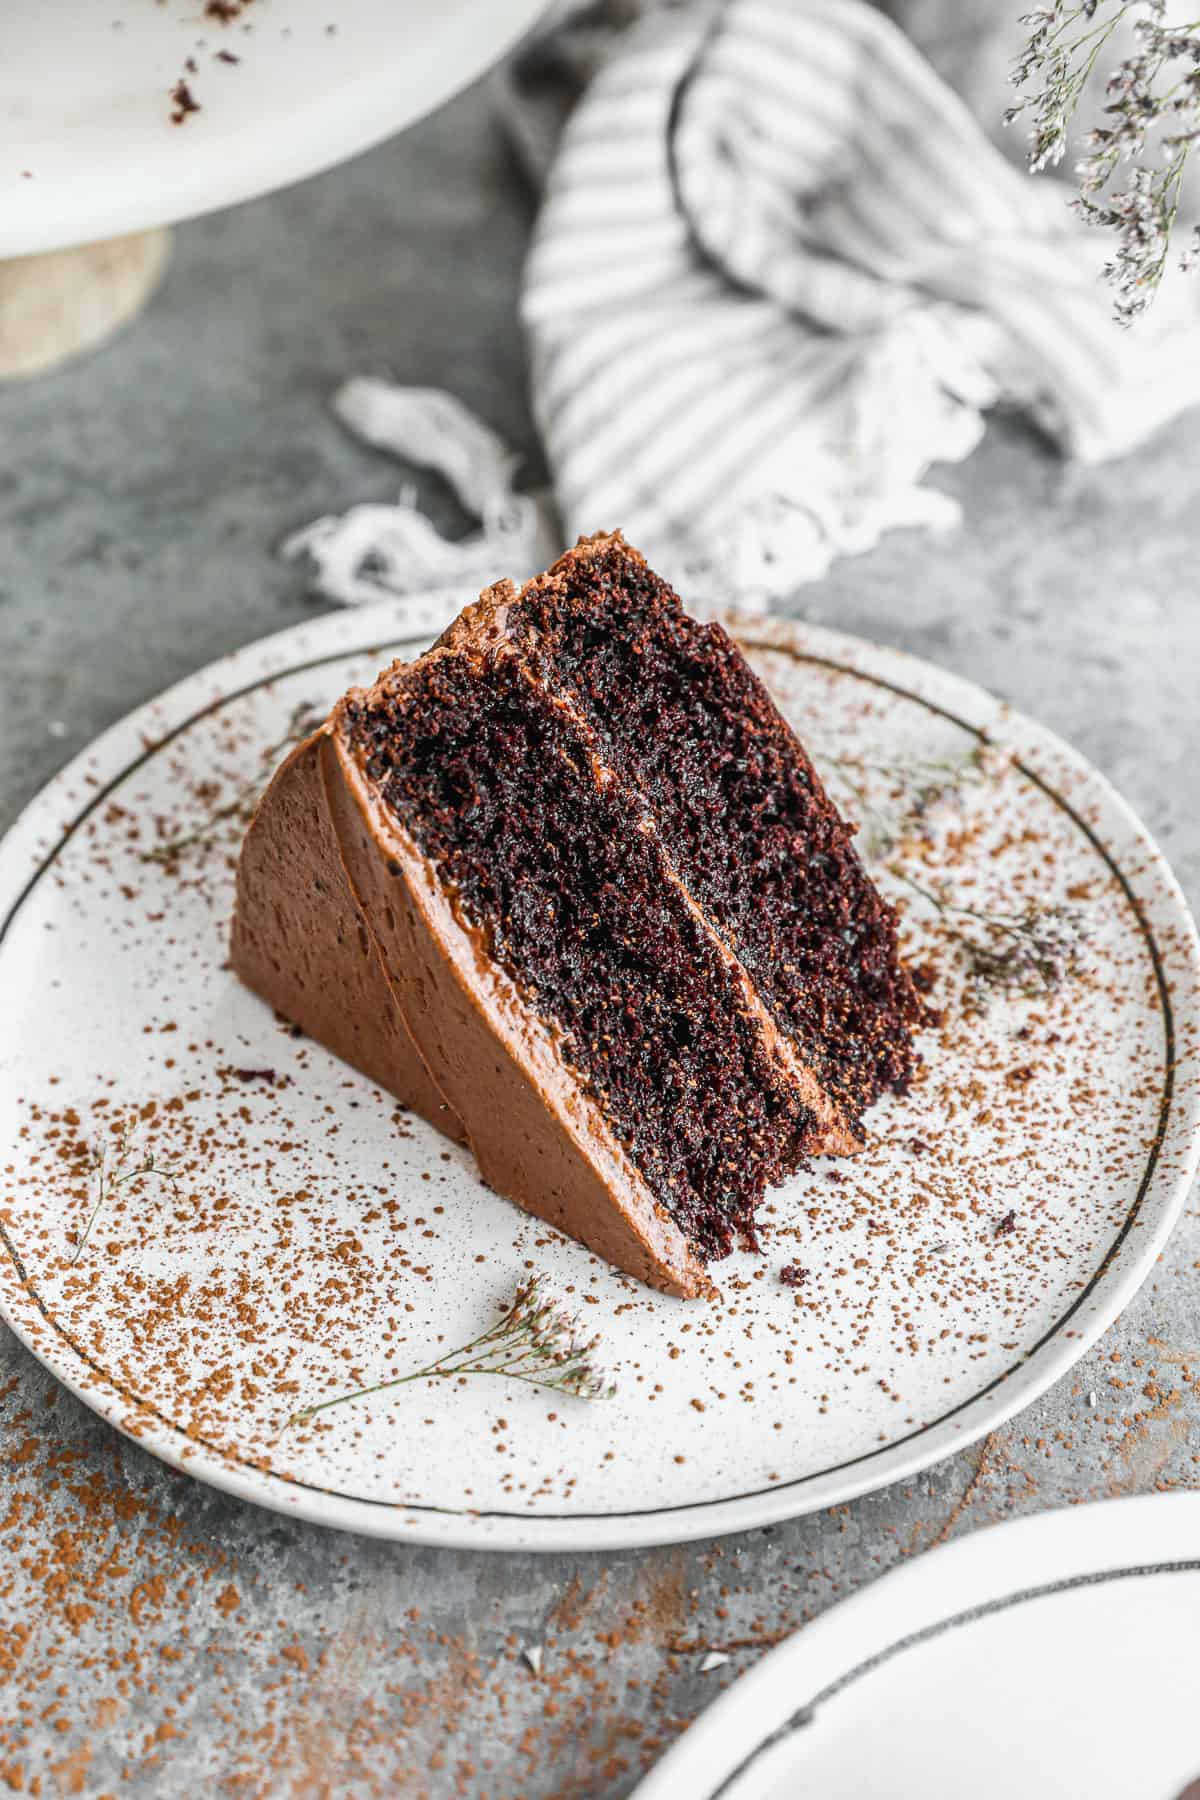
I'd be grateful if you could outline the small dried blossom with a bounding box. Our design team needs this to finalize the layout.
[69,1124,181,1266]
[961,900,1092,1009]
[142,699,324,864]
[819,739,1091,1010]
[290,1275,617,1425]
[1007,0,1200,321]
[901,874,1092,1011]
[1008,2,1121,173]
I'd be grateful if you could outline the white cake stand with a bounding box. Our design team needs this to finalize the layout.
[0,0,546,379]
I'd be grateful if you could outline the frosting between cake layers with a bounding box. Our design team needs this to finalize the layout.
[232,533,920,1296]
[232,716,714,1298]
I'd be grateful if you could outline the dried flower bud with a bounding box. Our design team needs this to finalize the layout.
[1009,0,1200,320]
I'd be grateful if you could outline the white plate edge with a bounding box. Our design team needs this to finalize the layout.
[0,597,1196,1551]
[631,1491,1200,1798]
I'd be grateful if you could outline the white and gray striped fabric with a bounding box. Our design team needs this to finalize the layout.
[522,0,1200,604]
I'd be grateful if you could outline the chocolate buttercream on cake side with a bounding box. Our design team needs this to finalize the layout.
[232,534,921,1297]
[233,720,712,1299]
[230,731,466,1147]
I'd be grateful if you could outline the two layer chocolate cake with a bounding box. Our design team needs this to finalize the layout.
[232,534,921,1298]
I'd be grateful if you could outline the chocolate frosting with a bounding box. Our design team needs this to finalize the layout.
[231,731,465,1146]
[232,720,712,1300]
[232,546,870,1300]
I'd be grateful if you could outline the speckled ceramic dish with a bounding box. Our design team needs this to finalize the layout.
[633,1492,1200,1799]
[0,598,1197,1550]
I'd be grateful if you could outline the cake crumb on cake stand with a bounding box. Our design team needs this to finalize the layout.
[0,0,545,380]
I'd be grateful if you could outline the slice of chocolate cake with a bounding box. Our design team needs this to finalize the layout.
[232,534,921,1298]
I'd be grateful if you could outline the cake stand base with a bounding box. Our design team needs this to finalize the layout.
[0,228,171,382]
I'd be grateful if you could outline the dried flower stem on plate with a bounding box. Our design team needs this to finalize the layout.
[1007,0,1200,321]
[813,743,1002,861]
[896,871,1091,1008]
[70,1124,181,1266]
[290,1275,617,1425]
[816,742,1090,1006]
[142,700,324,864]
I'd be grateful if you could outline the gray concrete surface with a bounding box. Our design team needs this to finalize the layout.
[2,77,1199,1800]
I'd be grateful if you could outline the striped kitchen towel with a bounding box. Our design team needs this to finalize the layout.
[288,0,1200,615]
[519,0,1200,605]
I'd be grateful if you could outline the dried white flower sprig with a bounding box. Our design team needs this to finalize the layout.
[815,742,1091,1008]
[814,743,1008,861]
[1007,0,1200,322]
[70,1124,181,1266]
[964,900,1092,1008]
[899,875,1093,1010]
[290,1276,618,1426]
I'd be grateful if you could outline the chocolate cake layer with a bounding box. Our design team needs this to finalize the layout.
[340,611,847,1263]
[504,535,923,1122]
[232,535,920,1296]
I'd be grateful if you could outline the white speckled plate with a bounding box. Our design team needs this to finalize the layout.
[0,598,1197,1550]
[633,1492,1200,1799]
[0,0,548,257]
